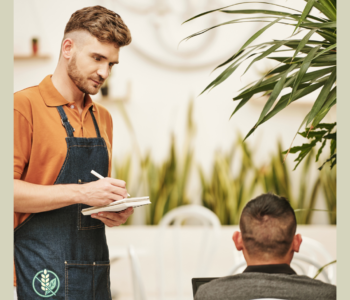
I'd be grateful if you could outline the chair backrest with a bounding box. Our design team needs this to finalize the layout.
[156,205,221,300]
[228,235,335,284]
[293,236,336,284]
[128,245,147,300]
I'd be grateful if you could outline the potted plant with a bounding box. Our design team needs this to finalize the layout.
[32,37,39,55]
[184,0,336,170]
[101,77,109,97]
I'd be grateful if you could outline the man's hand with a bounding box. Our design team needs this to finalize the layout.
[80,178,128,207]
[91,207,134,227]
[14,178,129,214]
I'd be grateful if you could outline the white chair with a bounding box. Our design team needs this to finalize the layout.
[156,204,221,300]
[128,244,147,300]
[228,236,336,284]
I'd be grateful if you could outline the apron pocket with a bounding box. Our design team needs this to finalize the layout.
[65,260,111,300]
[78,204,104,230]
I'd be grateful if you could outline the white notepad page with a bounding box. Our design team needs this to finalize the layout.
[81,196,151,215]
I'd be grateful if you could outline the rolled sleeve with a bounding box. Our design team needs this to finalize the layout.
[14,110,32,179]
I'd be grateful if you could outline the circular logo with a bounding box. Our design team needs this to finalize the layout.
[32,269,60,298]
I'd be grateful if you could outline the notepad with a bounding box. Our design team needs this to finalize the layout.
[81,196,151,215]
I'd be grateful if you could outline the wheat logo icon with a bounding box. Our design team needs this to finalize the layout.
[32,268,60,298]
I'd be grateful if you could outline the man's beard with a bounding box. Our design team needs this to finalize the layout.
[67,54,102,95]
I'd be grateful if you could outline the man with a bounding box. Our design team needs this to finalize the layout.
[14,6,133,299]
[195,193,336,300]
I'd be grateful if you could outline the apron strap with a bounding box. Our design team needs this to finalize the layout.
[57,106,75,137]
[89,107,101,138]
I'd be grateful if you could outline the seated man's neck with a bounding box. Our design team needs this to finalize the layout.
[244,252,292,266]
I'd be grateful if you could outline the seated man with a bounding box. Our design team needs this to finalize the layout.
[195,193,336,300]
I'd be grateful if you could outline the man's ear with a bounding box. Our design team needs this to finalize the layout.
[232,231,244,251]
[292,234,302,253]
[61,38,74,59]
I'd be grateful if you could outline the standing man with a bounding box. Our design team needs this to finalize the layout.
[14,6,133,299]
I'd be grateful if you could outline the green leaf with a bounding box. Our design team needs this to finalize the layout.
[319,153,336,170]
[301,21,336,28]
[289,45,321,104]
[237,17,284,53]
[311,62,336,67]
[268,55,336,64]
[313,43,337,60]
[243,40,287,75]
[317,31,337,44]
[298,130,328,140]
[314,122,336,131]
[317,0,337,21]
[48,278,56,292]
[324,133,336,140]
[182,4,232,24]
[230,96,251,119]
[313,260,337,279]
[311,87,336,128]
[331,139,336,156]
[294,0,315,33]
[242,82,324,140]
[182,1,303,24]
[221,9,296,19]
[306,68,336,126]
[311,54,336,62]
[292,29,317,60]
[235,67,331,101]
[316,140,327,162]
[215,49,244,70]
[289,141,317,170]
[256,64,298,125]
[200,61,241,95]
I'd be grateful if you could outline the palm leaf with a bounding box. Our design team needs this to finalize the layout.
[294,0,316,33]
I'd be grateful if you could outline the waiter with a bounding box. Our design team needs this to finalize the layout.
[14,6,133,299]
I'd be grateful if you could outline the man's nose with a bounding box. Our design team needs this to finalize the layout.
[97,65,110,80]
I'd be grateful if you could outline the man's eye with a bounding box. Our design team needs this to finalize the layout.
[109,63,114,67]
[94,57,100,61]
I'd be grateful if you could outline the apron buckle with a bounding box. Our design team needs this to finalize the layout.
[61,119,75,131]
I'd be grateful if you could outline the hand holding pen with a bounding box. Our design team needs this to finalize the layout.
[91,170,130,197]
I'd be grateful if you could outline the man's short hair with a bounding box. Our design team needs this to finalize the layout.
[64,5,131,47]
[240,193,297,258]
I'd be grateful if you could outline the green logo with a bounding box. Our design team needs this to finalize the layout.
[32,269,60,298]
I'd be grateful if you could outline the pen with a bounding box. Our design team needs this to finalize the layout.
[91,170,130,197]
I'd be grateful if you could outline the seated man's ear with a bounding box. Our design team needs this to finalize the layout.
[232,231,244,251]
[292,234,302,253]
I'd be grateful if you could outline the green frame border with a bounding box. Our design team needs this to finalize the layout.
[338,0,348,298]
[4,1,347,299]
[0,0,13,298]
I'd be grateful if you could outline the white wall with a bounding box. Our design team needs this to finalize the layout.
[14,0,336,223]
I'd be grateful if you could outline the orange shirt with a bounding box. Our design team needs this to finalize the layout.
[14,75,113,285]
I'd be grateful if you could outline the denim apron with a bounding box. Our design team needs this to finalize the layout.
[14,106,112,300]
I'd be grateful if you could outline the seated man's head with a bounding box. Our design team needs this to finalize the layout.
[233,193,302,265]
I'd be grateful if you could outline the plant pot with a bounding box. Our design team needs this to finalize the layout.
[32,38,38,55]
[101,86,109,97]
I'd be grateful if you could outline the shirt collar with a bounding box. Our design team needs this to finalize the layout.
[243,264,296,275]
[38,75,96,111]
